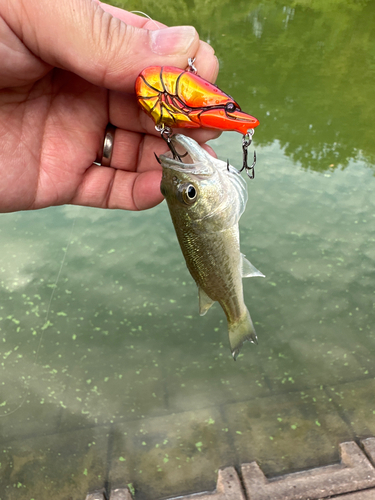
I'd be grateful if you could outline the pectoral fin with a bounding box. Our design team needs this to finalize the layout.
[241,254,265,278]
[198,287,215,316]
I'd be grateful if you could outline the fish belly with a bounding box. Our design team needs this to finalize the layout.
[176,223,245,319]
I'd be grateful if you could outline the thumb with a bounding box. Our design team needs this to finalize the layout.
[6,0,205,92]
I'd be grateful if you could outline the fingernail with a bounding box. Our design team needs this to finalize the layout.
[150,26,197,55]
[212,55,220,81]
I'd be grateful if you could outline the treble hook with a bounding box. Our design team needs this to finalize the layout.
[155,124,187,162]
[156,58,197,161]
[242,130,256,179]
[227,129,257,179]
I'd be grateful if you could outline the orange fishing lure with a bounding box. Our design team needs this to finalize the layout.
[135,66,259,134]
[135,62,259,178]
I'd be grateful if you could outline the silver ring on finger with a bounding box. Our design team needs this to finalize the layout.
[94,123,116,166]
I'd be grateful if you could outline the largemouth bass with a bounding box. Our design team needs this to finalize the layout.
[159,134,264,359]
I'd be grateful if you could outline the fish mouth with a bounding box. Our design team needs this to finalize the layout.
[159,134,214,175]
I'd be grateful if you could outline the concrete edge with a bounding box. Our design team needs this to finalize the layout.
[85,438,375,500]
[241,439,375,500]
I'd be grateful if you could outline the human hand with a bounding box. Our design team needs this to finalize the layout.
[0,0,219,213]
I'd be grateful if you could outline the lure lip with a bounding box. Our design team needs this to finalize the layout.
[226,110,260,132]
[188,107,260,135]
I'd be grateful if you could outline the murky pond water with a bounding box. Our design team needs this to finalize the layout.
[1,1,375,499]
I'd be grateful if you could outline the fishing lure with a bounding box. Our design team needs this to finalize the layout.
[135,59,260,178]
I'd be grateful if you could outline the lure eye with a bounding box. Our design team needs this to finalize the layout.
[180,184,198,205]
[225,102,237,113]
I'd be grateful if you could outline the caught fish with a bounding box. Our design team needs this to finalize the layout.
[159,134,264,359]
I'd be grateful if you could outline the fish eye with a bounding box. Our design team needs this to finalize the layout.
[187,185,196,199]
[180,183,198,205]
[225,102,237,113]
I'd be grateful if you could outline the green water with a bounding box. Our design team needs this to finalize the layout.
[1,1,375,499]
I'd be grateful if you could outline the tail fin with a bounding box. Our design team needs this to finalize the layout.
[228,308,258,360]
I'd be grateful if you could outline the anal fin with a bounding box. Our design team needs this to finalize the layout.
[198,287,215,316]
